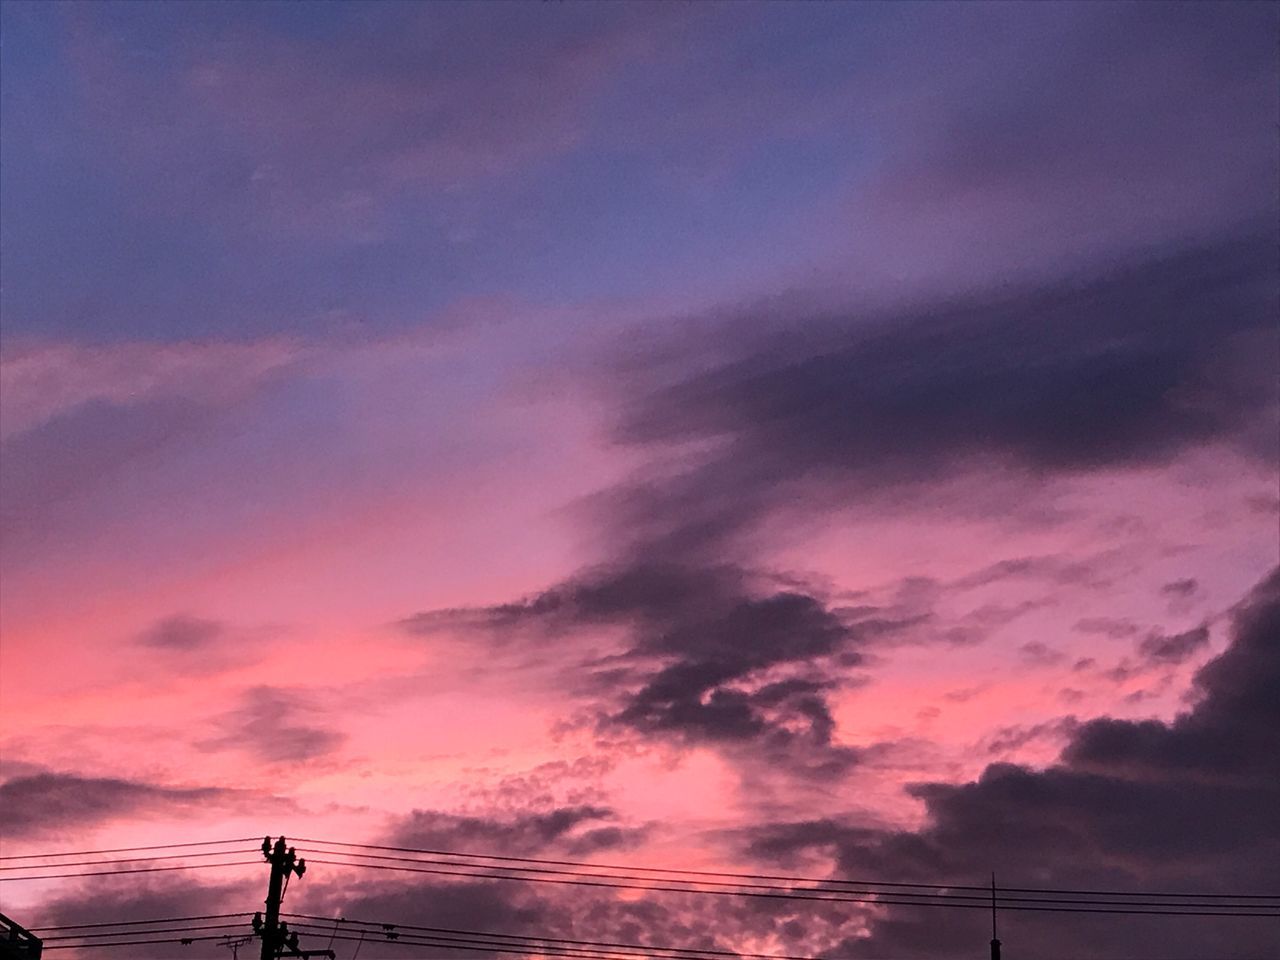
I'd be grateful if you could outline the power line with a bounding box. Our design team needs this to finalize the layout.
[16,833,1273,901]
[42,922,254,941]
[288,926,1247,960]
[42,911,820,960]
[287,927,790,960]
[49,926,749,960]
[291,848,1273,911]
[44,937,710,959]
[40,942,1274,960]
[37,911,1277,960]
[292,836,1280,901]
[284,913,823,960]
[0,837,260,861]
[18,833,1279,960]
[293,851,1280,915]
[0,849,258,871]
[297,858,1279,917]
[42,933,249,951]
[31,912,253,932]
[294,836,982,891]
[0,860,263,882]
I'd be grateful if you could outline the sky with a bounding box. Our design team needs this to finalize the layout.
[0,2,1277,958]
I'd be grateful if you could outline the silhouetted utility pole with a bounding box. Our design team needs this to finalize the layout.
[254,837,333,960]
[990,872,1002,960]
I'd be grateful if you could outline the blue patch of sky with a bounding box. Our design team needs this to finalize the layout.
[1,0,898,342]
[490,133,867,307]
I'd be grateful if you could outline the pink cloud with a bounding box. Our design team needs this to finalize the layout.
[0,338,302,440]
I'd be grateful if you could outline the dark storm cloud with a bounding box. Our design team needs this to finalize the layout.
[389,1,1277,872]
[135,614,226,651]
[404,562,736,636]
[407,562,872,777]
[740,568,1280,959]
[608,230,1277,555]
[1066,574,1279,781]
[0,772,246,839]
[200,686,345,764]
[401,228,1276,794]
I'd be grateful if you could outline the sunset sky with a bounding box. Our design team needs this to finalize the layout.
[1,2,1278,958]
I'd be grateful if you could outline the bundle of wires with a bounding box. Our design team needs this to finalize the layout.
[8,835,1277,955]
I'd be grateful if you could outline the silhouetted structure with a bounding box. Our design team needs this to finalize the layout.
[0,913,42,959]
[256,837,333,960]
[990,873,1002,960]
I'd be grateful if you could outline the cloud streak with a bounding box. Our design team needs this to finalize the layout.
[608,230,1276,555]
[0,772,273,840]
[408,562,871,778]
[200,687,345,765]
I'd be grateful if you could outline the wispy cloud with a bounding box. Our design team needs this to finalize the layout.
[199,687,345,765]
[0,771,288,839]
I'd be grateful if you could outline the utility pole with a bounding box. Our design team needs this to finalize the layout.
[990,872,1001,960]
[254,837,333,960]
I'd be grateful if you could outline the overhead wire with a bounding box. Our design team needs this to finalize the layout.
[292,836,1280,900]
[0,860,264,882]
[41,933,248,951]
[0,849,260,871]
[315,934,740,960]
[17,833,1279,960]
[293,856,1280,917]
[285,925,798,960]
[0,837,260,861]
[39,914,1280,960]
[41,922,255,942]
[291,847,1274,911]
[31,912,253,932]
[15,834,1274,903]
[283,912,829,960]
